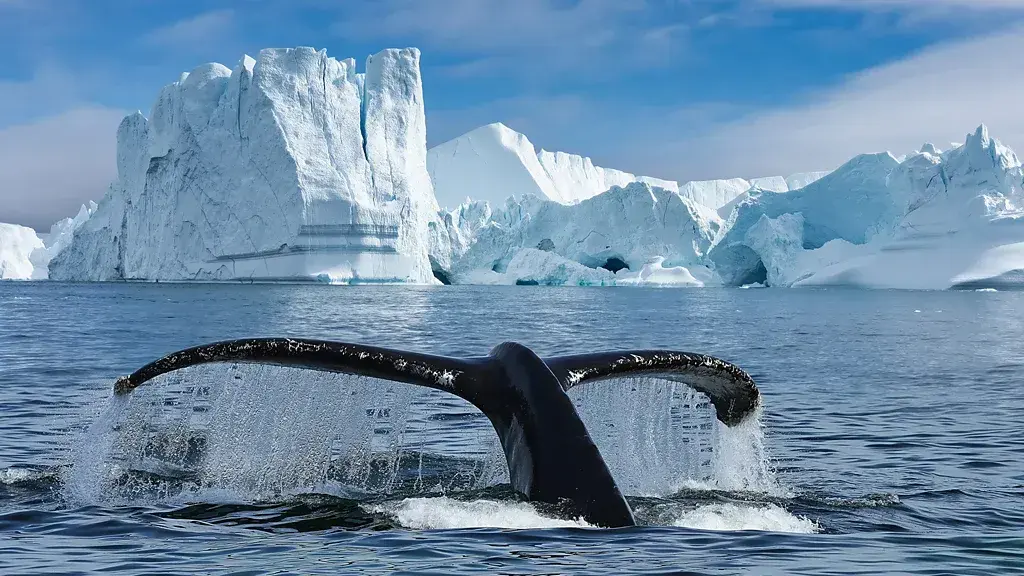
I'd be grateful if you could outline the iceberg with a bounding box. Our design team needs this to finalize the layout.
[709,125,1024,289]
[50,47,439,284]
[445,182,720,287]
[428,122,828,214]
[427,122,677,210]
[18,42,1016,291]
[0,223,44,280]
[0,203,94,281]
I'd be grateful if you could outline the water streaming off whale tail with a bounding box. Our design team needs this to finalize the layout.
[61,365,792,531]
[63,363,508,506]
[569,377,781,498]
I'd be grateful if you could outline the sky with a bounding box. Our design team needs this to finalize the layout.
[2,0,1024,230]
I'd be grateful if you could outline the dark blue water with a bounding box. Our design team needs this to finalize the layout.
[1,283,1022,575]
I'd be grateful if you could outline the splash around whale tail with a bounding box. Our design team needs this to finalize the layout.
[114,338,760,528]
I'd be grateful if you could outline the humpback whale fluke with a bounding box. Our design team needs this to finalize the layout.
[114,338,760,528]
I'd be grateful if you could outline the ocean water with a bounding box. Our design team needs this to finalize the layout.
[0,282,1022,575]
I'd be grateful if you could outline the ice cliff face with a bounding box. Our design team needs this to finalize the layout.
[711,125,1024,289]
[51,47,438,284]
[28,202,96,279]
[447,182,721,286]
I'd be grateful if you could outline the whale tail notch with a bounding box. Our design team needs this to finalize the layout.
[113,338,760,528]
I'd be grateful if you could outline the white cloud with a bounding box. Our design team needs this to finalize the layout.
[430,24,1024,184]
[332,0,690,78]
[361,0,638,52]
[142,9,235,51]
[0,67,87,128]
[639,24,1024,180]
[0,107,123,230]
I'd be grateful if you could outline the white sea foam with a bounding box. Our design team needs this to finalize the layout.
[368,497,592,530]
[369,497,816,533]
[671,503,819,533]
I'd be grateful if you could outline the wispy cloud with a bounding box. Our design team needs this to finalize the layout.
[142,9,236,51]
[334,0,636,52]
[329,0,703,78]
[0,67,84,128]
[431,22,1024,185]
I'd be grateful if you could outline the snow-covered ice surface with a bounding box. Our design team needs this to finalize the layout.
[428,122,826,213]
[50,47,439,284]
[427,122,678,210]
[0,224,44,280]
[446,182,721,287]
[711,125,1024,289]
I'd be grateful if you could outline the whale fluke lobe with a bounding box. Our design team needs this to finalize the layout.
[547,351,760,426]
[114,338,759,527]
[112,338,484,398]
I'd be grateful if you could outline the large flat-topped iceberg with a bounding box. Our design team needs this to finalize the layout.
[50,47,439,283]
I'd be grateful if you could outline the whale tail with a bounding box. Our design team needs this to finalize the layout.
[113,338,759,527]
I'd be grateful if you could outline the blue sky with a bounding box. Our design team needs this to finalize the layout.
[3,0,1024,229]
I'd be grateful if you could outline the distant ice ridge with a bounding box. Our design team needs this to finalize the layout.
[0,202,95,280]
[428,122,678,209]
[711,125,1024,289]
[428,122,828,212]
[30,202,96,279]
[50,47,439,283]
